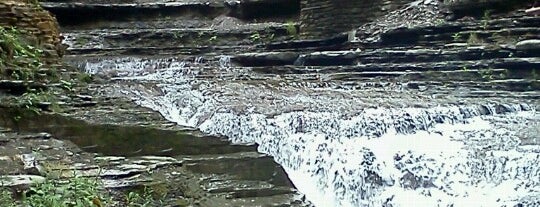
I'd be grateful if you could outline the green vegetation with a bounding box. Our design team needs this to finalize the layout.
[531,69,539,80]
[16,89,59,114]
[0,26,86,114]
[250,32,261,42]
[285,21,298,37]
[77,73,93,84]
[208,35,218,43]
[172,31,184,40]
[25,176,106,207]
[75,37,89,46]
[0,176,108,207]
[481,10,492,30]
[0,26,44,81]
[126,187,164,207]
[434,19,445,26]
[452,32,462,42]
[467,33,483,45]
[0,176,165,207]
[478,68,494,80]
[0,189,17,207]
[28,0,41,7]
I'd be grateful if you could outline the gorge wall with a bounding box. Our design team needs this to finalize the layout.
[300,0,414,38]
[0,0,63,64]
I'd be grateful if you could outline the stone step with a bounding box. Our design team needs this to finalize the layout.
[357,46,538,64]
[423,79,540,92]
[216,193,306,207]
[234,47,540,67]
[63,24,292,50]
[66,45,247,56]
[417,27,540,47]
[183,153,292,186]
[377,15,540,46]
[322,69,507,81]
[0,112,259,156]
[248,57,540,74]
[201,178,294,198]
[0,111,309,205]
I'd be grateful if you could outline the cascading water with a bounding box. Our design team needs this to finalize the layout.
[83,57,540,207]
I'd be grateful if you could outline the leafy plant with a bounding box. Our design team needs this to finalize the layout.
[23,176,108,207]
[126,187,158,207]
[467,33,483,45]
[77,73,93,84]
[75,37,89,46]
[452,32,462,42]
[250,33,261,42]
[60,80,74,91]
[478,68,494,80]
[0,26,44,80]
[481,10,492,30]
[208,35,217,42]
[17,90,57,114]
[0,189,17,207]
[434,19,445,26]
[0,175,110,207]
[285,21,298,37]
[172,31,183,40]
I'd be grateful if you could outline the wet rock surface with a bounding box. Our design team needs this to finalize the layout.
[1,0,538,206]
[0,111,306,206]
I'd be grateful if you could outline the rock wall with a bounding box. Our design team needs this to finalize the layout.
[0,0,63,63]
[444,0,536,14]
[300,0,413,39]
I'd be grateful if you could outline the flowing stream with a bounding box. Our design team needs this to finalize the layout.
[83,56,540,207]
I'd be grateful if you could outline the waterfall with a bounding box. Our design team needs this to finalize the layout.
[82,57,540,207]
[218,55,231,69]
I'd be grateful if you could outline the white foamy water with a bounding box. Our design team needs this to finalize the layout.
[84,57,540,207]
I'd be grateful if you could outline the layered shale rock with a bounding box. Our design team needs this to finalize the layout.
[443,0,536,16]
[0,0,64,61]
[300,0,414,39]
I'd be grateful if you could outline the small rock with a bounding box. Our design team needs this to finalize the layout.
[39,132,52,139]
[139,156,177,162]
[516,39,540,51]
[0,156,11,161]
[233,52,299,66]
[118,164,148,170]
[76,94,93,101]
[525,7,540,15]
[95,156,126,162]
[407,82,420,89]
[18,154,45,175]
[38,145,52,150]
[19,133,51,139]
[0,175,46,188]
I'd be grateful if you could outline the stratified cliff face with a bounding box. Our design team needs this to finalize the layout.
[300,0,414,39]
[444,0,536,15]
[0,0,64,62]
